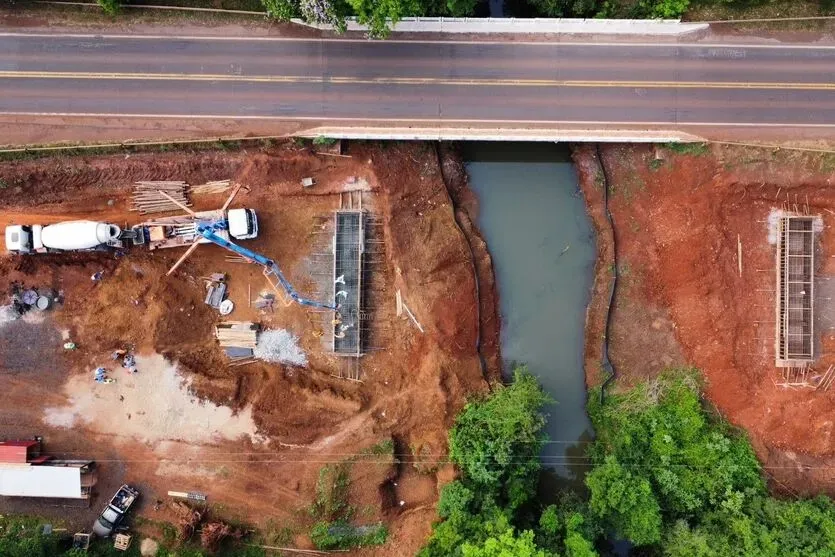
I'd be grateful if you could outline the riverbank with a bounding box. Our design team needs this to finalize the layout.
[574,142,835,496]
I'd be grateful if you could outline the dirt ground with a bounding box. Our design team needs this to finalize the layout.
[574,142,835,496]
[0,140,492,554]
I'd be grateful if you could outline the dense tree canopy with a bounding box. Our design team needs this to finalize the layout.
[421,368,835,556]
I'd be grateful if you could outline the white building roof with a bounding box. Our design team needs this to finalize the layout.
[0,465,83,499]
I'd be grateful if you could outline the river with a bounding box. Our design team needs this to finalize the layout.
[463,142,596,488]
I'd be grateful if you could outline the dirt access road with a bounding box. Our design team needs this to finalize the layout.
[576,142,835,496]
[0,141,497,554]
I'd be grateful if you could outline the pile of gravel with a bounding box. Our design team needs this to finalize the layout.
[254,329,308,367]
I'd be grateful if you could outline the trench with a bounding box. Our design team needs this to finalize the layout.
[462,142,597,489]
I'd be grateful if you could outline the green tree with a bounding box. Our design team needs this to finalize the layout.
[421,366,552,557]
[537,495,599,557]
[527,0,600,17]
[449,366,551,510]
[97,0,120,15]
[587,371,763,522]
[586,455,662,545]
[444,0,479,16]
[345,0,423,38]
[262,0,298,20]
[461,528,549,557]
[636,0,690,18]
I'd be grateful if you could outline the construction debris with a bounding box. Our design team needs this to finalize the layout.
[219,299,235,316]
[215,321,259,348]
[190,179,232,195]
[201,521,243,553]
[204,277,228,309]
[72,533,91,551]
[131,182,191,214]
[113,533,132,551]
[254,329,307,366]
[253,292,276,312]
[168,490,208,502]
[817,365,835,391]
[171,501,203,544]
[396,290,424,334]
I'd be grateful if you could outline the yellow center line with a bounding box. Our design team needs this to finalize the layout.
[1,70,834,90]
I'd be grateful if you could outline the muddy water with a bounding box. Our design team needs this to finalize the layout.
[463,142,595,485]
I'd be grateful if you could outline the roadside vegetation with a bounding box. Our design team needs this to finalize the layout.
[419,366,835,556]
[8,0,831,38]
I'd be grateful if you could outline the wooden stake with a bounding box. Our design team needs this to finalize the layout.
[220,183,244,212]
[737,234,742,277]
[402,302,424,334]
[159,190,197,216]
[166,241,201,276]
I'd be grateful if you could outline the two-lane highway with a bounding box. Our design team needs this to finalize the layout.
[2,33,835,138]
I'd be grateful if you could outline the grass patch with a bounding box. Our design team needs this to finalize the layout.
[594,169,606,190]
[663,142,710,156]
[261,520,295,546]
[310,521,388,550]
[648,158,665,171]
[305,441,394,551]
[310,462,354,522]
[0,136,287,163]
[160,521,178,545]
[820,153,835,174]
[360,438,395,457]
[608,147,645,200]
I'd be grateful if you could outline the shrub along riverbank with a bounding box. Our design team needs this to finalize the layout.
[419,366,835,556]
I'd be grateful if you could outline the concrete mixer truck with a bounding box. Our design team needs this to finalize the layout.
[5,221,125,254]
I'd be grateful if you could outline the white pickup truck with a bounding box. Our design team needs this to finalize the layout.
[92,484,139,537]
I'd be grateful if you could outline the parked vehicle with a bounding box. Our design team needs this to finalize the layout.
[5,208,258,255]
[132,207,259,250]
[92,484,139,537]
[5,221,123,254]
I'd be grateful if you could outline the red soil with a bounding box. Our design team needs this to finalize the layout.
[0,140,490,553]
[575,142,835,496]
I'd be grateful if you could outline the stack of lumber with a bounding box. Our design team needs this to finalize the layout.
[131,181,191,214]
[215,321,259,348]
[191,179,232,195]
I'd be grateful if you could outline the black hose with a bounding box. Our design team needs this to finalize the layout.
[596,144,618,404]
[434,143,488,381]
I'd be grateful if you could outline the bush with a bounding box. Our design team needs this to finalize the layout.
[310,463,353,521]
[449,366,551,510]
[310,521,388,550]
[97,0,120,15]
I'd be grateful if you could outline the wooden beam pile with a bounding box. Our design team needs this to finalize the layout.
[214,321,259,348]
[191,179,232,195]
[131,181,191,214]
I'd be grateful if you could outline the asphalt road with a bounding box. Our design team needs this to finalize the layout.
[2,33,835,134]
